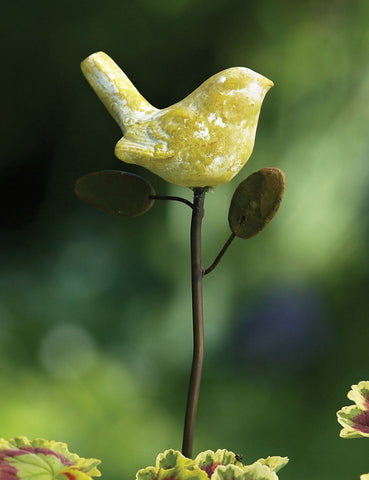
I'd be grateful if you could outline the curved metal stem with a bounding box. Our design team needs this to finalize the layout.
[149,194,193,209]
[182,187,206,458]
[203,232,236,276]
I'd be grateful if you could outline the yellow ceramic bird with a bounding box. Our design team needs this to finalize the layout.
[81,52,273,188]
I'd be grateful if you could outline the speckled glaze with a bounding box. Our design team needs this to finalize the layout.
[81,52,273,188]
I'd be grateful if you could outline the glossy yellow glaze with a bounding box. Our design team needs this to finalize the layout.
[81,52,273,188]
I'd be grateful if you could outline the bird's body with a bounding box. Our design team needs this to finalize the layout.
[81,52,273,188]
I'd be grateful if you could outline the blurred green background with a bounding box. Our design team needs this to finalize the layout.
[1,0,369,479]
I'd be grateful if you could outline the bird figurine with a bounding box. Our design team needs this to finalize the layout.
[81,52,273,188]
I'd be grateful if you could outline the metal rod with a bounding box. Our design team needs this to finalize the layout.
[182,187,206,458]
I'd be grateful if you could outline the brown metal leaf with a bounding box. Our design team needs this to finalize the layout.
[75,170,155,217]
[228,167,285,239]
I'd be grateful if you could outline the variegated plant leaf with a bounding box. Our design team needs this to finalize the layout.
[0,437,101,480]
[255,457,289,473]
[136,449,287,480]
[337,382,369,438]
[347,382,369,411]
[212,463,278,480]
[337,405,369,438]
[194,449,242,476]
[136,450,207,480]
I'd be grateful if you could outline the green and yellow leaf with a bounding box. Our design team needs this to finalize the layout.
[337,382,369,438]
[0,437,101,480]
[136,449,287,480]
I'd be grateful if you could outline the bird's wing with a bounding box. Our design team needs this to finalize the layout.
[115,105,206,164]
[151,106,194,141]
[114,120,162,163]
[147,105,209,153]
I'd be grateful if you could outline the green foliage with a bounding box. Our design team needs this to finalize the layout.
[136,449,288,480]
[337,382,369,479]
[0,436,101,480]
[337,381,369,439]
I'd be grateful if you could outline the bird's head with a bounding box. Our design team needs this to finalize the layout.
[184,67,273,125]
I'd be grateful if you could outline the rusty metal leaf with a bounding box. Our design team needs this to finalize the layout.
[228,167,285,239]
[75,170,155,217]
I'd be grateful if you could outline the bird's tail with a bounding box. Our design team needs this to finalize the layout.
[81,52,157,132]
